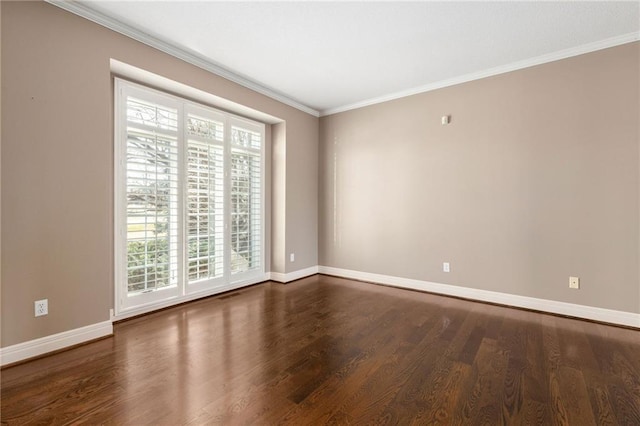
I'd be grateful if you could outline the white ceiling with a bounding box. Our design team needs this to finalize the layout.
[68,1,638,115]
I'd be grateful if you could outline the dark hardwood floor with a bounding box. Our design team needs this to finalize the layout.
[2,275,639,425]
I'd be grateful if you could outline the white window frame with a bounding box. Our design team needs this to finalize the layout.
[114,78,267,317]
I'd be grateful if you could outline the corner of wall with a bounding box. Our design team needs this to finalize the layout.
[271,122,286,274]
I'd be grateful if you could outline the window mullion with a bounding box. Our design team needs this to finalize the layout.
[223,116,232,281]
[178,104,187,296]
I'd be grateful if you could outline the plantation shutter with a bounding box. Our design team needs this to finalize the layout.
[230,120,263,275]
[186,109,226,284]
[116,79,266,314]
[124,96,180,294]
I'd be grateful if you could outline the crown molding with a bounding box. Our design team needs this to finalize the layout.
[45,1,638,120]
[45,0,320,118]
[320,31,640,117]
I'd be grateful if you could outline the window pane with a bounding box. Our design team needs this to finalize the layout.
[187,115,224,141]
[127,97,178,132]
[125,98,179,294]
[231,126,261,150]
[186,121,225,283]
[231,146,261,274]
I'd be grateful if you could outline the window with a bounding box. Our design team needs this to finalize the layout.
[115,79,265,314]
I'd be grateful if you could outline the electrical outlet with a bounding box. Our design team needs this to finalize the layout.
[569,276,580,289]
[290,253,295,262]
[443,262,450,273]
[35,299,48,317]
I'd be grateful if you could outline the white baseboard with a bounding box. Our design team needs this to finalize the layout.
[0,320,113,366]
[318,266,640,328]
[270,266,319,283]
[4,266,634,367]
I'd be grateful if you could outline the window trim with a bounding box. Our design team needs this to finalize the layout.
[114,78,267,318]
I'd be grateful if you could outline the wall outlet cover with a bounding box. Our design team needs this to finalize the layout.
[35,299,48,317]
[569,276,580,289]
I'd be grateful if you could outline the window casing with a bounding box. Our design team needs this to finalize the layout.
[115,79,266,314]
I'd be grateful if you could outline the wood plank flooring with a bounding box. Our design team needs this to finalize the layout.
[2,274,639,425]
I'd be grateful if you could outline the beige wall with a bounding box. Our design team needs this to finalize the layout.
[271,122,287,273]
[286,118,319,273]
[2,1,638,350]
[1,1,318,347]
[319,42,640,314]
[0,0,3,340]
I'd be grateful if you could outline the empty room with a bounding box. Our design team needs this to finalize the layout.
[1,0,639,424]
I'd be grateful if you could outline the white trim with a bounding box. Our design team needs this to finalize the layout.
[0,321,113,366]
[45,1,638,119]
[4,265,635,366]
[46,1,638,119]
[270,266,319,283]
[114,80,124,319]
[111,60,283,125]
[320,32,640,116]
[45,0,319,118]
[318,266,640,329]
[112,274,270,321]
